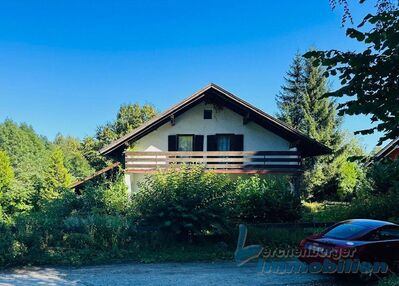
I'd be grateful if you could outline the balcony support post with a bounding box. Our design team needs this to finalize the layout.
[291,174,301,198]
[124,173,133,198]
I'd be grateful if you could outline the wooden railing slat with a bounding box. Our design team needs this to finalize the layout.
[125,151,299,156]
[124,151,302,172]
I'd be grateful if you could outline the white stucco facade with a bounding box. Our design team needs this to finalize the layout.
[125,101,295,194]
[133,101,290,152]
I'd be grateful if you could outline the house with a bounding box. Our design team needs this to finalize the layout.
[75,84,331,194]
[369,137,399,164]
[99,83,332,194]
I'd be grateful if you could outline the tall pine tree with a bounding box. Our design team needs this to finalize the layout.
[301,55,344,200]
[302,57,342,150]
[277,51,363,200]
[276,53,305,131]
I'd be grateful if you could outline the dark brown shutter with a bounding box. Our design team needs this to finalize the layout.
[168,135,177,151]
[231,135,244,151]
[207,135,217,151]
[194,135,204,151]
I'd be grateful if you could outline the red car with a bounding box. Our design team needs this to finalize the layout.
[299,219,399,278]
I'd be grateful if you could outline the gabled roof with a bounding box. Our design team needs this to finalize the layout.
[374,137,399,160]
[100,83,331,157]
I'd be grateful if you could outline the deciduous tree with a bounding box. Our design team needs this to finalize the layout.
[306,7,399,143]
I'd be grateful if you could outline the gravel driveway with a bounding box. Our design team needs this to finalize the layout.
[0,260,367,286]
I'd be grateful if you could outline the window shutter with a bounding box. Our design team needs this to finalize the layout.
[194,135,204,151]
[231,135,244,151]
[207,135,217,151]
[168,135,177,151]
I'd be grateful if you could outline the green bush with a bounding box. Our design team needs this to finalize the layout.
[378,275,399,286]
[302,201,350,223]
[132,166,234,237]
[0,168,314,267]
[133,169,301,237]
[232,175,301,223]
[366,159,399,195]
[303,160,399,224]
[344,160,399,221]
[80,172,130,215]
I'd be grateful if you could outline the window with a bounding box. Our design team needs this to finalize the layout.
[323,223,369,240]
[177,135,194,151]
[204,110,212,119]
[380,228,399,239]
[168,135,203,151]
[217,135,231,151]
[368,227,399,241]
[207,134,244,151]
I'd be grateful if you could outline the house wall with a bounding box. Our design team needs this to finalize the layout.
[125,101,295,194]
[388,147,399,160]
[133,101,291,152]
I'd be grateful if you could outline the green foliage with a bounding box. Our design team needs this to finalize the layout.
[305,8,399,143]
[0,173,235,268]
[337,160,362,199]
[0,120,56,213]
[302,201,350,223]
[366,159,399,195]
[232,175,301,223]
[301,56,342,148]
[81,136,108,170]
[245,225,322,250]
[46,147,72,191]
[132,166,234,236]
[0,120,50,197]
[133,169,302,237]
[300,54,346,201]
[0,150,14,192]
[329,0,397,25]
[81,103,158,170]
[378,275,399,286]
[54,134,93,180]
[95,103,157,147]
[304,160,399,223]
[114,103,157,136]
[276,52,305,130]
[305,135,365,201]
[277,53,365,201]
[80,173,129,215]
[34,147,73,205]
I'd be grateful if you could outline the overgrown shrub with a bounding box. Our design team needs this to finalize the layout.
[80,173,130,215]
[345,160,399,221]
[302,201,350,223]
[133,169,301,236]
[232,175,301,223]
[0,168,318,267]
[378,275,399,286]
[132,166,234,237]
[366,159,399,195]
[303,160,399,223]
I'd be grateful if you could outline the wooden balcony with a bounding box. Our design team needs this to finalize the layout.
[125,151,302,174]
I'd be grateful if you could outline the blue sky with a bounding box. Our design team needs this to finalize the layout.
[0,1,383,151]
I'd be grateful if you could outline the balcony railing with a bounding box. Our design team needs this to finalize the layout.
[125,151,301,173]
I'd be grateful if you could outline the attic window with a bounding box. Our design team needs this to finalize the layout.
[204,110,212,119]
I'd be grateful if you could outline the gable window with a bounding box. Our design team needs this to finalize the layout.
[177,135,194,151]
[204,110,212,119]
